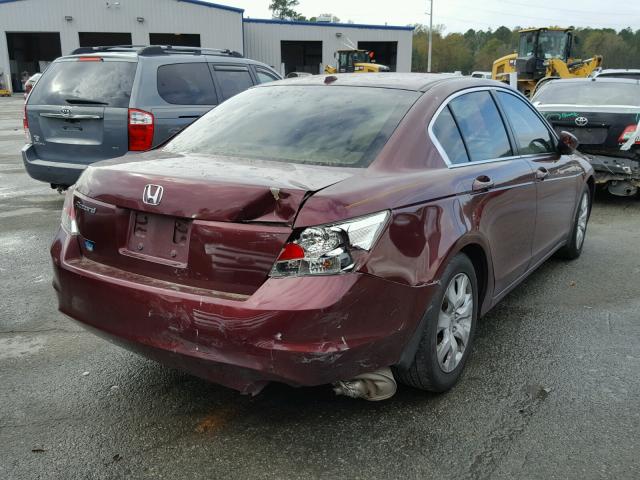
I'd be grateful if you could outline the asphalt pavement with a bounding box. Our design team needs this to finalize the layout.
[1,95,639,479]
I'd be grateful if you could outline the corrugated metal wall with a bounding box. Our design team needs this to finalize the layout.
[243,20,414,75]
[0,0,414,93]
[0,0,243,91]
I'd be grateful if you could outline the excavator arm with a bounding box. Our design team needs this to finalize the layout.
[547,55,603,78]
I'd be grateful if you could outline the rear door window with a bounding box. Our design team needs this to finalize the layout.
[212,66,254,100]
[255,68,279,84]
[449,91,513,161]
[432,106,469,164]
[157,63,217,105]
[28,60,136,107]
[496,91,555,155]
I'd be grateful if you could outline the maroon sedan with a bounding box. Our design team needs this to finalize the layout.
[51,74,593,400]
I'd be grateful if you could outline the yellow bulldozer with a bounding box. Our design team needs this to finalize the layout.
[324,49,390,74]
[492,27,602,97]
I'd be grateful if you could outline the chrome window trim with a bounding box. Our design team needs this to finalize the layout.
[428,86,557,169]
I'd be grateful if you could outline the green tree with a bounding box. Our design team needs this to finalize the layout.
[411,25,640,74]
[474,38,510,71]
[433,33,473,73]
[269,0,302,20]
[584,31,631,68]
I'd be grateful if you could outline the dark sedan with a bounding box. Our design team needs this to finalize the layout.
[533,77,640,197]
[51,74,594,400]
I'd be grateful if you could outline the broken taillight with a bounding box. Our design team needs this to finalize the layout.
[618,125,640,145]
[270,211,389,278]
[128,108,154,151]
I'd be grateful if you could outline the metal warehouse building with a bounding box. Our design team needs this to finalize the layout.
[0,0,413,93]
[243,19,413,75]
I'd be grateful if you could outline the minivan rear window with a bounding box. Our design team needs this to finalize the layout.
[28,60,136,108]
[163,85,420,168]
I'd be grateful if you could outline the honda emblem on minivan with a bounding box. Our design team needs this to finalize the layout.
[142,184,164,205]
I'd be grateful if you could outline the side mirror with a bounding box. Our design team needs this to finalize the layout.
[558,130,579,154]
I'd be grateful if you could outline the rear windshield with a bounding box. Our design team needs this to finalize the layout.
[533,81,640,107]
[163,85,420,168]
[28,59,136,108]
[598,72,640,80]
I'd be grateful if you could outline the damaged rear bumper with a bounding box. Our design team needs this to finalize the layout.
[583,153,640,196]
[51,229,430,395]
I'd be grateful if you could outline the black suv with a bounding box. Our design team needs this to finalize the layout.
[22,45,282,189]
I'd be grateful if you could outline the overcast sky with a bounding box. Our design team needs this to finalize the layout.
[215,0,640,33]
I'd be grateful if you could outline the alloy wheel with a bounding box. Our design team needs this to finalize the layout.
[436,273,473,373]
[576,192,589,249]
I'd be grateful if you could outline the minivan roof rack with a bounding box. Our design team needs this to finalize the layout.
[138,46,244,57]
[70,45,146,55]
[70,45,244,58]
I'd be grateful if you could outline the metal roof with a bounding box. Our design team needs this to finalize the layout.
[243,18,414,32]
[177,0,243,14]
[0,0,244,13]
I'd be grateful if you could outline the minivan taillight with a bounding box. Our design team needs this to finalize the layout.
[23,104,31,143]
[128,108,154,151]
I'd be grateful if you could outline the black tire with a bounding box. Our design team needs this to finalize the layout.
[395,253,478,392]
[557,186,591,260]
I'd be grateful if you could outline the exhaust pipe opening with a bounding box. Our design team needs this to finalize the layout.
[333,367,397,401]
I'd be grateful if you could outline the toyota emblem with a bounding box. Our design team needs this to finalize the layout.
[60,107,72,117]
[575,116,588,127]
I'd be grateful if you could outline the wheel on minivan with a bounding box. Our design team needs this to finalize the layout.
[557,186,591,260]
[395,253,478,392]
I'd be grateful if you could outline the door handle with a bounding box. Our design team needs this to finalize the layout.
[472,175,494,192]
[536,167,549,181]
[40,113,102,119]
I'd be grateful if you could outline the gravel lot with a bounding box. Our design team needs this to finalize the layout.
[1,95,639,480]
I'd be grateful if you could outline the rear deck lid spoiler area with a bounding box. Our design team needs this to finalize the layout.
[74,152,356,224]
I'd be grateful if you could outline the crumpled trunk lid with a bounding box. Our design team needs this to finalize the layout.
[71,152,355,295]
[76,152,354,224]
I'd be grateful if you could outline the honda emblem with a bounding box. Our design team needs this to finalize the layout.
[142,184,163,205]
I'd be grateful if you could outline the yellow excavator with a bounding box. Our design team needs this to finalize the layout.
[492,27,603,97]
[325,49,390,74]
[0,72,11,97]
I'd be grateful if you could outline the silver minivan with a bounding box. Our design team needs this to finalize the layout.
[22,45,281,190]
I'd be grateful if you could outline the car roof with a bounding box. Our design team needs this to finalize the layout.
[59,45,253,64]
[597,68,640,74]
[544,77,640,86]
[56,49,275,70]
[264,73,502,92]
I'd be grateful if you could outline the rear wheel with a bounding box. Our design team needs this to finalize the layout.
[558,187,590,260]
[395,253,478,392]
